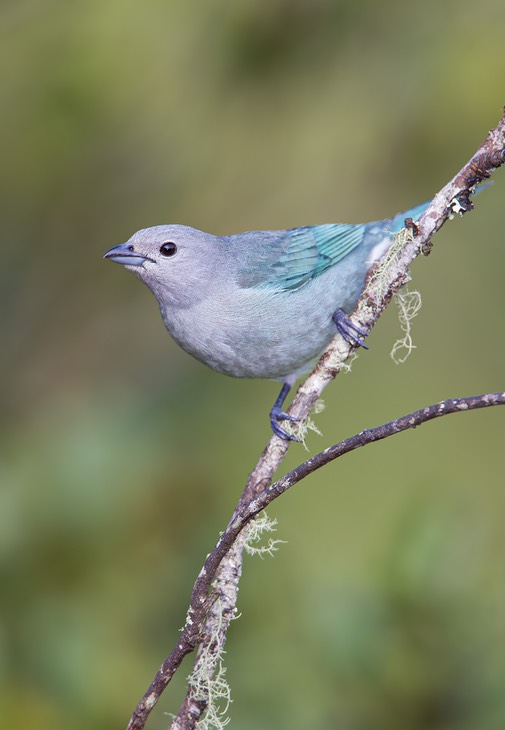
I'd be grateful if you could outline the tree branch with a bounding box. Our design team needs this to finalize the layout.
[259,392,505,505]
[126,108,505,730]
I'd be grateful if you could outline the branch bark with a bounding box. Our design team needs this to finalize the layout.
[127,108,505,730]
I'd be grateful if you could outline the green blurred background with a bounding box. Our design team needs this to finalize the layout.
[2,1,505,728]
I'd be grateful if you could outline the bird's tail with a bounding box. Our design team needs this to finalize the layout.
[390,180,490,233]
[389,201,430,232]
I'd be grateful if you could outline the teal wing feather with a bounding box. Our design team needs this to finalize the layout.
[275,224,367,290]
[244,223,366,291]
[236,201,432,291]
[273,199,434,290]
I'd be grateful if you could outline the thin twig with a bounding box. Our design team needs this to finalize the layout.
[256,392,505,508]
[127,108,505,730]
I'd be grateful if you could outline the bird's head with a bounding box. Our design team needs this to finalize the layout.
[104,224,223,307]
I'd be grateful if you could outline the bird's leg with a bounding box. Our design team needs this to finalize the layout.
[270,378,300,441]
[332,309,369,349]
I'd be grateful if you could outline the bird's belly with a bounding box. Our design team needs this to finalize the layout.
[160,292,337,380]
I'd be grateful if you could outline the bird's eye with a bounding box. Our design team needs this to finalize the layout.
[160,242,177,257]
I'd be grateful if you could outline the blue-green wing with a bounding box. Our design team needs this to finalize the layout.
[235,201,431,291]
[235,223,367,291]
[273,223,367,290]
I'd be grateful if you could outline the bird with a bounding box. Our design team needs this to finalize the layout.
[104,201,431,440]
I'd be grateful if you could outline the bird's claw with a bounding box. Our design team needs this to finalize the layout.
[270,406,301,441]
[333,309,369,349]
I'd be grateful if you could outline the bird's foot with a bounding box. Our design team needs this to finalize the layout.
[270,404,301,441]
[332,309,369,349]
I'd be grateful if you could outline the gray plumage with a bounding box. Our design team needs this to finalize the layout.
[104,201,429,438]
